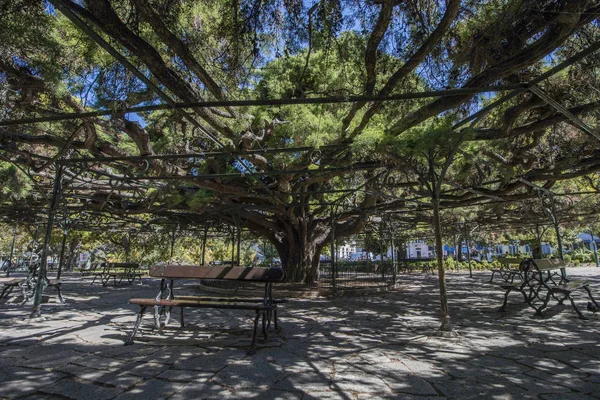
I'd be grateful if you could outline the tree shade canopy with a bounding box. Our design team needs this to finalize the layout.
[1,0,600,284]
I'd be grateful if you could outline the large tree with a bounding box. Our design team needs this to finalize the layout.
[1,0,600,283]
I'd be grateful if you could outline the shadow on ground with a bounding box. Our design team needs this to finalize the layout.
[1,268,599,399]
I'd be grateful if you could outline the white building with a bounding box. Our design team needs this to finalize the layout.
[494,244,532,256]
[406,240,435,259]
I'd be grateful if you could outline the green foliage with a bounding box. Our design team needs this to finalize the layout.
[187,190,214,211]
[0,162,31,199]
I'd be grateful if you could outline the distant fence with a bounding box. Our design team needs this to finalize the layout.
[318,260,397,290]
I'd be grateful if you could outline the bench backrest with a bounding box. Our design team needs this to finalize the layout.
[496,257,525,267]
[149,264,284,282]
[107,262,139,269]
[531,258,567,271]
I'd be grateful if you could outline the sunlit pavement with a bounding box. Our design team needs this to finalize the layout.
[1,267,599,399]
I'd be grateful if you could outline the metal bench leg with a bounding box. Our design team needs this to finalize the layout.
[0,285,11,300]
[274,309,280,331]
[180,306,185,328]
[153,305,161,329]
[248,309,261,355]
[55,283,65,304]
[582,286,600,310]
[532,290,552,316]
[499,288,512,312]
[163,306,172,329]
[126,306,147,345]
[262,310,268,340]
[566,295,587,319]
[265,309,272,331]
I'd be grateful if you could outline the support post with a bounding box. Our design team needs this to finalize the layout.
[201,225,208,265]
[432,197,451,331]
[231,228,235,266]
[330,208,336,293]
[553,222,566,278]
[590,227,599,268]
[466,236,473,278]
[237,227,241,266]
[391,229,397,286]
[31,165,64,318]
[6,223,17,277]
[56,228,68,280]
[125,232,131,262]
[169,226,176,264]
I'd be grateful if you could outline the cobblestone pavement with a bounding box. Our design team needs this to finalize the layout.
[1,267,599,399]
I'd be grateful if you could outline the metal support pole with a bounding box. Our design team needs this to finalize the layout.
[237,227,241,266]
[31,165,63,318]
[231,228,235,266]
[391,230,397,286]
[201,225,208,265]
[467,237,473,278]
[125,232,131,262]
[28,225,39,273]
[56,229,68,280]
[169,226,176,264]
[330,208,336,293]
[591,227,599,268]
[6,223,17,277]
[554,222,567,278]
[379,223,385,280]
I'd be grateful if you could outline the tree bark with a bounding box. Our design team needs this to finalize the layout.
[432,198,451,331]
[268,220,332,284]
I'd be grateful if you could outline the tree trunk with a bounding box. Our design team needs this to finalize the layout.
[270,221,331,284]
[276,235,326,284]
[66,238,80,271]
[457,236,464,262]
[432,198,451,331]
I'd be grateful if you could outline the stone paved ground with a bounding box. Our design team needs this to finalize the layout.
[1,267,599,399]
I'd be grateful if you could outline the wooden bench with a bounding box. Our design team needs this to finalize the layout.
[92,262,142,286]
[489,257,525,283]
[497,258,599,319]
[126,264,285,354]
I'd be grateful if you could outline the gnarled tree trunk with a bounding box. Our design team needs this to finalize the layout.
[271,221,330,284]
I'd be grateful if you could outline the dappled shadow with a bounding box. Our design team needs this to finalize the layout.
[0,269,599,399]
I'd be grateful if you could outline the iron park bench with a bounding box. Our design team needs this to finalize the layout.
[92,262,142,286]
[497,258,599,319]
[489,257,526,283]
[1,259,64,304]
[126,264,285,354]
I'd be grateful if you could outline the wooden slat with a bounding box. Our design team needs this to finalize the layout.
[128,298,273,310]
[107,262,139,268]
[149,264,284,282]
[496,257,525,265]
[532,258,567,271]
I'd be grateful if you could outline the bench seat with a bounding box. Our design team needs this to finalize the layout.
[129,298,275,310]
[173,295,288,304]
